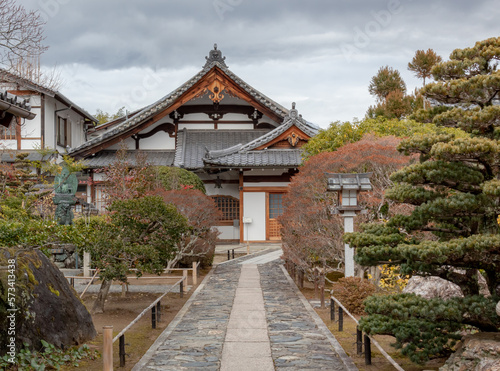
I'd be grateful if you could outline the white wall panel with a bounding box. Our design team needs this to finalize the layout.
[242,192,266,241]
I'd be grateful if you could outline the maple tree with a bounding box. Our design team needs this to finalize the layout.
[280,135,411,282]
[154,189,221,269]
[346,37,500,363]
[82,196,189,313]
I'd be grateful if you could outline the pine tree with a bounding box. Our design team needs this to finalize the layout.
[408,48,442,86]
[346,37,500,363]
[368,66,406,102]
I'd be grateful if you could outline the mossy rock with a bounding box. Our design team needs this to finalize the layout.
[0,249,96,352]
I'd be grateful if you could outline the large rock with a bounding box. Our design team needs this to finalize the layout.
[440,333,500,371]
[403,276,464,300]
[1,249,96,351]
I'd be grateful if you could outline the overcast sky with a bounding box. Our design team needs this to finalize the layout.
[22,0,499,128]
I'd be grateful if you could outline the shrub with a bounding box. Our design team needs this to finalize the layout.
[331,277,377,315]
[155,166,205,193]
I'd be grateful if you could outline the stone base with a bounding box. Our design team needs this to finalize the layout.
[440,333,500,371]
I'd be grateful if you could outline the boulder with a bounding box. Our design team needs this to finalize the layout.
[440,332,500,371]
[1,249,96,352]
[403,276,464,300]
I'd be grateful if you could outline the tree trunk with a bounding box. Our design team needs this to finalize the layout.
[314,271,318,299]
[371,266,382,286]
[320,273,325,309]
[121,282,128,298]
[298,270,304,289]
[92,279,112,314]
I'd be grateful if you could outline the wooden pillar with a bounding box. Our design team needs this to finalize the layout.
[182,270,188,293]
[103,326,113,371]
[16,117,21,150]
[239,171,244,243]
[192,262,197,286]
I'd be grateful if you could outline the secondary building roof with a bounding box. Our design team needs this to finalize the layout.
[83,150,176,168]
[0,68,98,124]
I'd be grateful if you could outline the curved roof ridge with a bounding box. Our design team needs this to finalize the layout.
[69,46,309,156]
[206,143,243,159]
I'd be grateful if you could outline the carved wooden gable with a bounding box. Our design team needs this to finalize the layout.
[255,125,311,150]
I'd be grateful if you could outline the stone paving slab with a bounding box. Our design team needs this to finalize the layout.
[133,249,356,370]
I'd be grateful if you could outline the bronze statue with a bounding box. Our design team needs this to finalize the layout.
[53,166,78,225]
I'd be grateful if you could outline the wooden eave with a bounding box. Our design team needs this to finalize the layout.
[73,66,286,158]
[255,125,311,150]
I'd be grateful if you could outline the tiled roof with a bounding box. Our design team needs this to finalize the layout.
[68,45,290,156]
[239,103,318,152]
[0,68,97,123]
[203,149,303,168]
[83,150,175,168]
[1,151,54,163]
[202,103,318,168]
[0,90,35,120]
[175,129,268,169]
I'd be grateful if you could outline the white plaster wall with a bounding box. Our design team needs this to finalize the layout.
[139,132,175,149]
[93,173,106,182]
[1,140,16,149]
[205,184,239,198]
[179,123,214,130]
[27,95,40,106]
[216,225,240,240]
[107,137,136,150]
[218,123,254,130]
[21,140,41,150]
[243,192,266,241]
[44,99,55,149]
[21,116,41,138]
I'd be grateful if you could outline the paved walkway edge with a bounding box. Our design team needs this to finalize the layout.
[131,268,216,371]
[216,247,280,266]
[279,265,359,371]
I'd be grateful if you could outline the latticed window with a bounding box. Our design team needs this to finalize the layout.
[0,118,16,140]
[269,193,284,219]
[94,183,108,213]
[212,195,240,221]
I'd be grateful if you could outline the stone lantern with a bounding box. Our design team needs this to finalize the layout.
[326,172,372,277]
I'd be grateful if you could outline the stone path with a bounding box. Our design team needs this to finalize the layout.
[133,249,357,370]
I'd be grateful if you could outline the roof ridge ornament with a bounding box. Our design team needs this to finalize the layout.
[288,102,299,121]
[204,43,228,69]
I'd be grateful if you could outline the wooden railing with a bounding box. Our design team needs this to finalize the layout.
[102,273,192,370]
[66,262,201,298]
[330,295,405,370]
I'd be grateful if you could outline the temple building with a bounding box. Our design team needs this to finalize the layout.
[69,45,319,243]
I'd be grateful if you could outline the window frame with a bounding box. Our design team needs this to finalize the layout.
[0,117,17,140]
[212,195,240,226]
[57,116,71,147]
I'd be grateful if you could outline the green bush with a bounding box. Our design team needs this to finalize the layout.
[155,166,205,193]
[0,341,99,370]
[331,277,377,315]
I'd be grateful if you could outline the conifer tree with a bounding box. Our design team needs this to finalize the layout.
[346,37,500,363]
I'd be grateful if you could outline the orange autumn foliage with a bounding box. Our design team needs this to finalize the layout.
[280,135,412,275]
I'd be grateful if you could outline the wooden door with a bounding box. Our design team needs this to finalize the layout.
[268,193,284,240]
